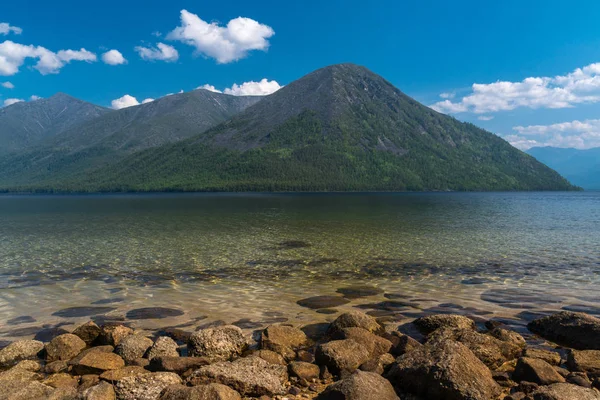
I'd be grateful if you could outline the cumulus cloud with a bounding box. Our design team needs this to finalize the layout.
[167,10,274,64]
[3,98,23,107]
[135,42,178,62]
[102,49,127,65]
[1,81,14,89]
[507,119,600,150]
[0,23,22,36]
[0,40,97,76]
[223,78,281,96]
[29,95,41,101]
[439,92,455,99]
[111,94,140,109]
[432,62,600,114]
[197,84,222,93]
[142,98,154,104]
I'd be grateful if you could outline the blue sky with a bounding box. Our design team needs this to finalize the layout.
[2,0,600,149]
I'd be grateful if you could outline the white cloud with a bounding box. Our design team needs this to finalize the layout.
[507,119,600,150]
[142,98,154,104]
[1,81,14,89]
[439,92,455,99]
[0,23,22,36]
[152,31,162,38]
[432,62,600,114]
[197,84,222,93]
[0,40,97,76]
[223,78,281,96]
[102,49,127,65]
[3,98,23,107]
[167,10,274,64]
[29,95,41,101]
[111,94,140,109]
[135,42,178,62]
[478,115,494,121]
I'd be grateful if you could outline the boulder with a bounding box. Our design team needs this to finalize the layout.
[188,356,287,397]
[73,321,102,346]
[428,327,523,369]
[513,357,565,385]
[328,311,383,334]
[331,327,392,359]
[288,361,320,381]
[528,312,600,350]
[386,332,422,357]
[69,348,125,375]
[159,383,241,400]
[524,348,562,366]
[567,372,592,388]
[47,386,79,400]
[315,339,371,375]
[359,353,395,375]
[115,372,182,400]
[260,325,307,360]
[4,381,54,400]
[81,381,116,400]
[413,314,475,335]
[45,360,68,374]
[99,366,151,383]
[0,340,44,367]
[79,374,101,392]
[251,350,286,365]
[43,372,79,389]
[316,370,399,400]
[147,337,179,360]
[99,325,134,347]
[532,382,600,400]
[148,357,209,374]
[385,340,501,400]
[115,334,154,364]
[13,360,42,372]
[490,328,526,347]
[188,326,246,362]
[567,350,600,377]
[45,334,87,362]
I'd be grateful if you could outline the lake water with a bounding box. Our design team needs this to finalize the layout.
[0,192,599,342]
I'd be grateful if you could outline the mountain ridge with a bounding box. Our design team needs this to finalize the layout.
[527,146,600,189]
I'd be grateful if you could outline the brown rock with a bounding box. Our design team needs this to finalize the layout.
[359,353,395,375]
[532,382,600,399]
[413,314,475,335]
[260,325,307,361]
[115,372,182,400]
[328,311,383,334]
[147,337,179,360]
[0,368,45,399]
[73,321,102,346]
[528,312,600,350]
[315,339,371,375]
[46,334,87,362]
[386,332,422,357]
[81,381,116,400]
[289,361,320,381]
[0,340,44,367]
[188,326,247,362]
[316,370,399,400]
[44,372,79,389]
[160,383,241,400]
[45,360,68,374]
[567,372,593,388]
[115,335,154,364]
[513,357,566,385]
[568,350,600,377]
[331,327,392,359]
[13,360,42,372]
[490,328,526,347]
[79,374,101,392]
[70,349,125,375]
[99,325,133,347]
[148,356,210,374]
[99,366,151,383]
[524,348,562,366]
[4,381,54,399]
[251,350,286,365]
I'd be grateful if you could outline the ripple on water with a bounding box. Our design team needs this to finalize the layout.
[7,316,36,325]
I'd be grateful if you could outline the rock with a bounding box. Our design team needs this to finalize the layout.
[100,366,151,383]
[0,340,44,367]
[251,350,286,365]
[159,383,241,400]
[45,334,87,362]
[386,332,422,357]
[524,348,562,366]
[568,372,593,388]
[188,326,246,362]
[289,361,320,381]
[70,348,125,375]
[13,360,42,372]
[532,382,600,400]
[130,358,150,367]
[567,350,600,377]
[490,328,526,347]
[328,311,383,334]
[47,387,78,400]
[5,381,54,400]
[317,370,399,400]
[315,339,371,375]
[413,314,476,335]
[385,340,501,400]
[115,372,182,400]
[73,321,102,346]
[43,372,79,389]
[260,325,307,360]
[115,335,154,364]
[79,374,101,391]
[188,356,287,397]
[528,312,600,350]
[427,327,523,369]
[331,327,392,359]
[147,337,179,360]
[81,381,116,400]
[99,325,134,347]
[0,368,44,399]
[297,296,350,309]
[45,360,68,374]
[359,353,395,375]
[148,356,209,374]
[513,357,566,385]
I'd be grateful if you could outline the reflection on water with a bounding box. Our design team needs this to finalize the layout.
[0,192,598,340]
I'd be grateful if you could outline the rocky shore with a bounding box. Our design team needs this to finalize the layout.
[1,309,600,400]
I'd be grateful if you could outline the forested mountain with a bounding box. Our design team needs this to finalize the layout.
[528,147,600,189]
[0,64,578,192]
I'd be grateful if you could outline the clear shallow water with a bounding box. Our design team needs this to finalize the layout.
[0,192,599,341]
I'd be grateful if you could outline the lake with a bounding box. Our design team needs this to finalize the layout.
[0,192,599,341]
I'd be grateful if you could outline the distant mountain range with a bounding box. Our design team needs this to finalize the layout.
[527,147,600,189]
[0,64,577,192]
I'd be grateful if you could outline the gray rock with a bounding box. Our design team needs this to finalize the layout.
[331,327,392,359]
[188,356,287,397]
[81,381,116,400]
[0,340,44,367]
[328,311,383,334]
[73,321,102,345]
[115,372,182,400]
[528,312,600,350]
[45,334,87,361]
[188,326,246,362]
[490,327,526,347]
[147,337,179,360]
[159,383,242,400]
[413,314,475,335]
[317,370,399,400]
[115,335,154,364]
[532,383,600,400]
[567,350,600,377]
[315,339,371,375]
[260,325,307,360]
[513,357,566,385]
[385,339,501,400]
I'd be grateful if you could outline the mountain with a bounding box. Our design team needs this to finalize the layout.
[57,63,576,193]
[0,93,110,153]
[527,146,600,189]
[0,89,262,188]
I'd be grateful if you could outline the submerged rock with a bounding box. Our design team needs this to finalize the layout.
[336,286,384,299]
[316,370,399,400]
[188,325,247,361]
[528,312,600,350]
[296,296,350,310]
[126,307,184,320]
